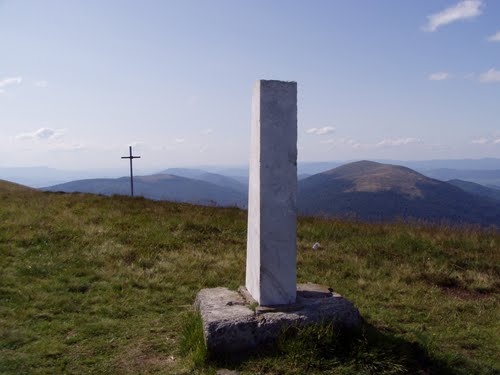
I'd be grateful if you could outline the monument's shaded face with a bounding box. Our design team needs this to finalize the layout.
[246,80,297,306]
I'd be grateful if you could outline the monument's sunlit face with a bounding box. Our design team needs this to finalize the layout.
[246,80,297,307]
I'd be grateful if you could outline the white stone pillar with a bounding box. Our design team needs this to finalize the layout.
[246,80,297,306]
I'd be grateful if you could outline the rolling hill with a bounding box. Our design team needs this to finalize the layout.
[160,168,247,193]
[43,174,246,207]
[422,168,500,186]
[447,179,500,202]
[40,161,500,227]
[298,161,500,227]
[0,179,35,193]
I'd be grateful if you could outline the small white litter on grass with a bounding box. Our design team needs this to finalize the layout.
[312,242,321,250]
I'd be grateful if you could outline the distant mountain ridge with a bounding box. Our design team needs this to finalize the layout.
[43,174,246,208]
[40,161,500,227]
[298,161,500,227]
[319,161,435,198]
[447,179,500,202]
[421,168,500,187]
[160,168,247,193]
[4,158,499,188]
[382,158,500,171]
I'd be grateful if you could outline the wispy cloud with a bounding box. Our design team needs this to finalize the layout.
[0,76,22,94]
[342,138,361,149]
[471,137,489,144]
[201,128,213,135]
[175,138,185,144]
[320,139,335,144]
[478,68,500,83]
[422,0,483,32]
[471,133,500,144]
[428,72,451,81]
[322,138,361,149]
[377,138,421,147]
[0,76,22,88]
[49,143,85,152]
[487,31,500,42]
[306,126,335,135]
[16,127,65,141]
[34,80,49,88]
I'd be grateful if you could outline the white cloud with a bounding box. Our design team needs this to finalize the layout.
[175,138,185,144]
[487,31,500,42]
[324,137,361,148]
[377,138,421,147]
[478,68,500,83]
[471,137,488,144]
[15,127,65,141]
[0,77,22,94]
[422,0,483,32]
[201,128,213,135]
[428,72,451,81]
[348,141,361,149]
[306,126,335,135]
[0,76,22,88]
[320,138,335,144]
[494,138,500,144]
[34,80,49,88]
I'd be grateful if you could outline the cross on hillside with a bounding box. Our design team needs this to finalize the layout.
[121,146,141,197]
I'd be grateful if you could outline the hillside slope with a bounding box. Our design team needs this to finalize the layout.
[1,181,499,374]
[0,179,35,193]
[448,179,500,202]
[160,168,247,193]
[423,168,500,186]
[43,174,246,207]
[298,161,500,226]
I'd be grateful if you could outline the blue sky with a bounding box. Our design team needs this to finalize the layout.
[0,0,499,169]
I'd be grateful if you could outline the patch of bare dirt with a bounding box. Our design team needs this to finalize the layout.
[441,286,493,300]
[114,341,176,374]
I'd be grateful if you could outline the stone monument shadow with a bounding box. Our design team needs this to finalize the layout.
[205,320,459,374]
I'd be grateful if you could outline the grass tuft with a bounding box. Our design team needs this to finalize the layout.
[180,312,208,370]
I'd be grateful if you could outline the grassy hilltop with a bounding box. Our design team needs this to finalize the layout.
[0,180,499,374]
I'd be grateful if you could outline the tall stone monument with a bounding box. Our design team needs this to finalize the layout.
[246,80,297,306]
[194,80,361,354]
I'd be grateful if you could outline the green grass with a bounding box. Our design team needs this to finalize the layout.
[0,180,499,374]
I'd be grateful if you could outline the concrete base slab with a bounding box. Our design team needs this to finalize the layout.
[194,283,362,354]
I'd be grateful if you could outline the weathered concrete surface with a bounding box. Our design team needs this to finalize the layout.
[195,283,362,354]
[216,370,239,375]
[246,80,298,306]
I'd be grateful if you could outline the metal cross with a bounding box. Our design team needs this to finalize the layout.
[121,146,141,196]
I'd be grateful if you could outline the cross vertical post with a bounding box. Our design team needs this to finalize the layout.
[121,146,141,197]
